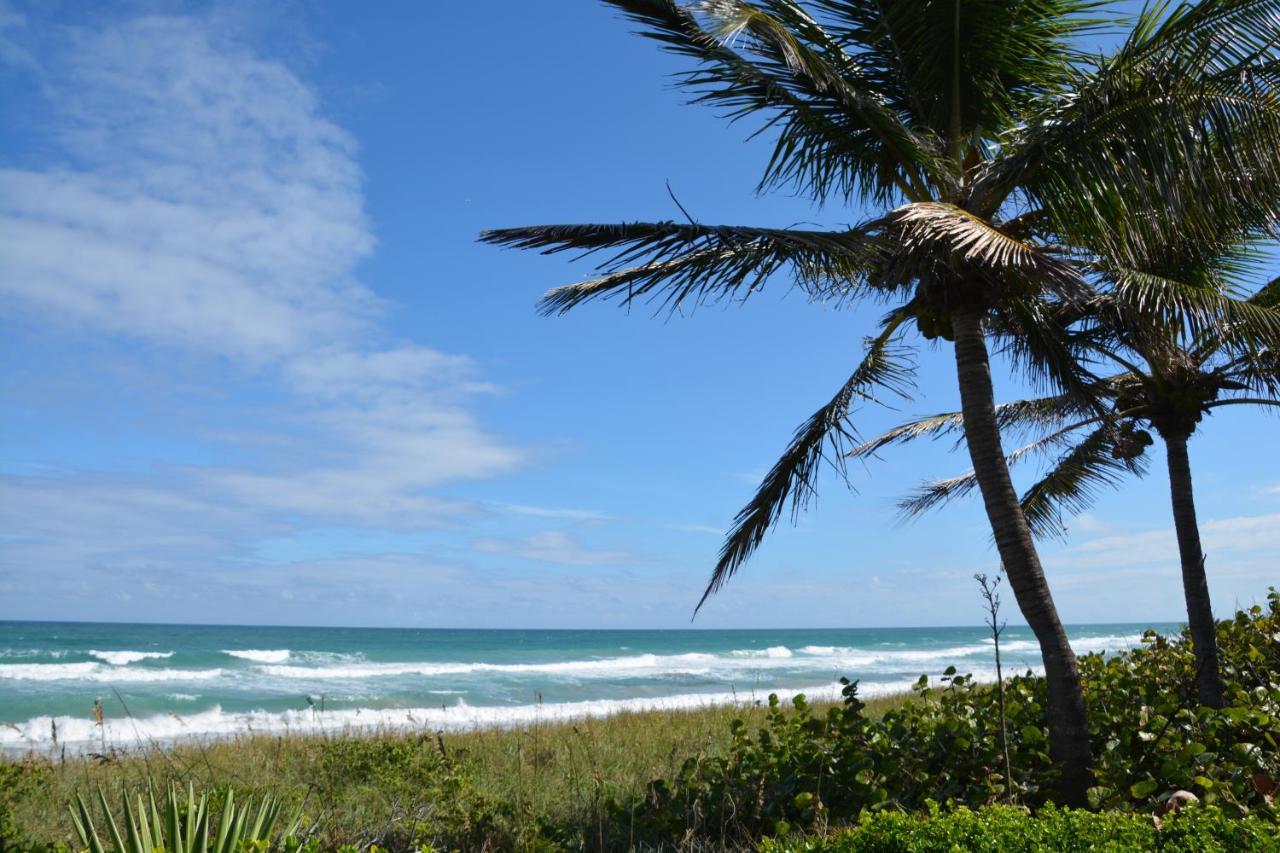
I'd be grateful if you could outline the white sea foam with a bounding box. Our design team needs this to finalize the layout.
[259,652,724,681]
[293,650,363,664]
[0,680,914,751]
[0,662,100,681]
[993,634,1143,658]
[250,636,1148,684]
[88,650,173,666]
[166,693,200,702]
[223,649,291,663]
[0,662,224,683]
[1,648,67,659]
[731,646,793,659]
[791,644,992,668]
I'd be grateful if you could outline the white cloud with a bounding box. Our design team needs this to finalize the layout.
[498,503,616,521]
[1049,512,1280,581]
[0,11,524,590]
[0,16,374,362]
[472,530,640,566]
[666,522,724,535]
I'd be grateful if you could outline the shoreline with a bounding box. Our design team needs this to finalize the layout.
[2,678,915,758]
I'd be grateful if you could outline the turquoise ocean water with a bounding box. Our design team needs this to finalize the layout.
[0,621,1172,753]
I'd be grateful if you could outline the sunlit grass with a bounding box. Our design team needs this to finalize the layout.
[6,692,913,848]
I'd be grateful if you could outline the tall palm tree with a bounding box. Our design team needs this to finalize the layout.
[482,0,1280,803]
[857,263,1280,708]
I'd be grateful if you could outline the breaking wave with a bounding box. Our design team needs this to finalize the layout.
[223,649,291,663]
[0,680,914,751]
[88,650,173,666]
[0,663,224,683]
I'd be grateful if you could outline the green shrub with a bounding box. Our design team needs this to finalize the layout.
[1,759,52,850]
[759,804,1280,852]
[619,590,1279,846]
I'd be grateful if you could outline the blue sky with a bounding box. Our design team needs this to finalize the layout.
[1,0,1276,629]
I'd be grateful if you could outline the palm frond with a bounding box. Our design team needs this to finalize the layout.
[883,202,1092,304]
[896,420,1144,539]
[896,470,982,519]
[603,0,938,203]
[813,0,1109,150]
[1247,272,1280,308]
[1020,425,1149,540]
[973,0,1280,257]
[697,313,915,612]
[847,393,1088,460]
[992,294,1105,404]
[894,414,1105,519]
[1101,266,1280,357]
[480,220,880,315]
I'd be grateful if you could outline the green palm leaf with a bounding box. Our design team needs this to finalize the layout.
[481,220,882,314]
[698,313,915,611]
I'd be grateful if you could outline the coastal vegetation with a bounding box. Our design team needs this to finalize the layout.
[481,0,1280,806]
[3,592,1276,850]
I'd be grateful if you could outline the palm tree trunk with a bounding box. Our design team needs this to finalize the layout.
[950,308,1092,806]
[1163,433,1224,708]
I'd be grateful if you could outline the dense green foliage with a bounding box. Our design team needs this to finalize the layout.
[622,591,1279,846]
[760,804,1280,852]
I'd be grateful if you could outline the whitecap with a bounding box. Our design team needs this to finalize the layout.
[0,662,224,683]
[89,650,173,666]
[223,649,290,664]
[730,646,793,659]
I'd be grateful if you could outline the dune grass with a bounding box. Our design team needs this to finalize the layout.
[3,693,914,850]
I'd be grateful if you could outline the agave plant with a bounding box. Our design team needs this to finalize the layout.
[482,0,1280,804]
[69,782,301,853]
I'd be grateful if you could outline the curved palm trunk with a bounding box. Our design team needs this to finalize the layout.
[1163,434,1224,708]
[951,309,1092,806]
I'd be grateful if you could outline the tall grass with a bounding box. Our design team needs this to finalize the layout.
[4,694,913,850]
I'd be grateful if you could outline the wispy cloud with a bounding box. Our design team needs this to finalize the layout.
[1049,512,1280,582]
[666,522,724,535]
[497,503,617,522]
[0,11,524,605]
[472,530,640,566]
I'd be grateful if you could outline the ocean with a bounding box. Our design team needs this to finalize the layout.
[0,620,1171,754]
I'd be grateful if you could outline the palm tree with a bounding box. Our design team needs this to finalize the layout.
[482,0,1280,803]
[856,263,1280,708]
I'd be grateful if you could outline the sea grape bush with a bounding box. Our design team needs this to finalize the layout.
[759,803,1280,852]
[623,590,1280,845]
